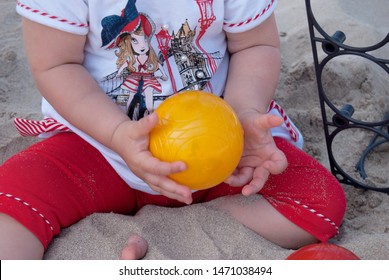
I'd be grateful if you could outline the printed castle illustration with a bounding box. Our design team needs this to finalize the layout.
[101,19,222,99]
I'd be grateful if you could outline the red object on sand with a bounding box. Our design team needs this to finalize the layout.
[286,243,360,260]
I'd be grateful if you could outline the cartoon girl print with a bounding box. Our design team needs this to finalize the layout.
[101,0,167,120]
[101,0,223,119]
[115,20,168,120]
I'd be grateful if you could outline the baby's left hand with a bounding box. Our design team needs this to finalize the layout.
[225,110,288,196]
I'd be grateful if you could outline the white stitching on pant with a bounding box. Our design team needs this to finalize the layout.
[292,199,339,235]
[0,192,54,232]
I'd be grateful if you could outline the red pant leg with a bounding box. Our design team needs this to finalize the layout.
[0,133,138,249]
[196,137,346,242]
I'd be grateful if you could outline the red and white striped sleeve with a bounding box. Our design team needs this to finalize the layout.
[14,117,70,137]
[16,0,89,35]
[223,0,278,33]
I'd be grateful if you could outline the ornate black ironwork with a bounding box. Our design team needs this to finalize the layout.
[304,0,389,194]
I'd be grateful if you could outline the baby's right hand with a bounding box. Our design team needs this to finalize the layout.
[110,113,193,204]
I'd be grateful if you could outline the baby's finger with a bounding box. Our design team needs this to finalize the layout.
[133,112,159,138]
[147,179,193,204]
[255,114,284,130]
[139,154,186,177]
[242,167,270,196]
[224,167,253,187]
[263,157,287,175]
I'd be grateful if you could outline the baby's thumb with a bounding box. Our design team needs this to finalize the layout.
[256,114,284,130]
[138,112,159,134]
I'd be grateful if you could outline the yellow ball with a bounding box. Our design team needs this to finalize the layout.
[149,90,244,190]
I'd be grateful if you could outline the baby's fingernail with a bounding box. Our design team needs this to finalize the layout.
[184,196,193,205]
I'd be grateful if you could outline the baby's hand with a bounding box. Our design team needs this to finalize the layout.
[110,113,193,204]
[225,110,287,196]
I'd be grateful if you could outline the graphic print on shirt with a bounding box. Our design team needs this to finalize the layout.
[100,0,222,120]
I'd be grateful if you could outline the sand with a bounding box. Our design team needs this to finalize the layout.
[1,0,388,260]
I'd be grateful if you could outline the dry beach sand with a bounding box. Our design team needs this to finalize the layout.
[1,0,388,260]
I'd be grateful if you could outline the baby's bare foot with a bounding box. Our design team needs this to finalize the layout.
[120,235,148,260]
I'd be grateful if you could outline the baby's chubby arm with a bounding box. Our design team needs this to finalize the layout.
[22,18,193,204]
[223,14,288,195]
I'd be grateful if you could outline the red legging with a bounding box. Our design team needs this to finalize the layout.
[0,133,346,249]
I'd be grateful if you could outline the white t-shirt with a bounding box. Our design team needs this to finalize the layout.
[16,0,302,194]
